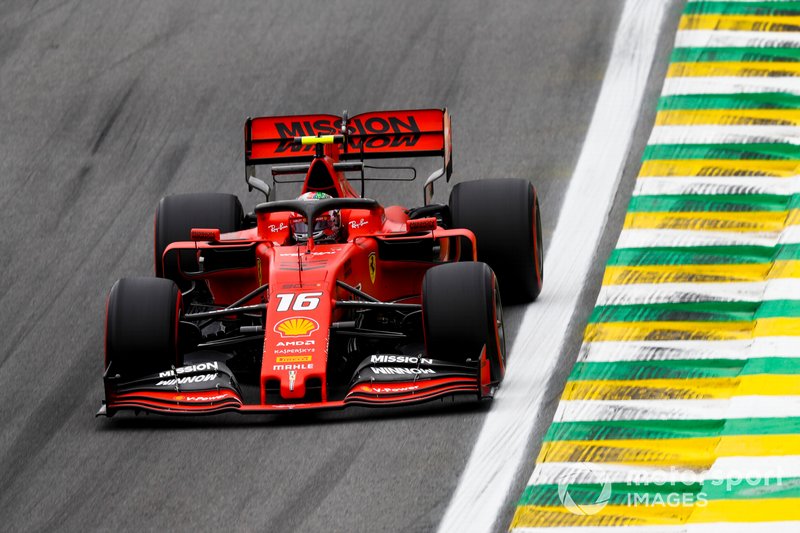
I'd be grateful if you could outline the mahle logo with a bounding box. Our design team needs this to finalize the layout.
[557,465,612,516]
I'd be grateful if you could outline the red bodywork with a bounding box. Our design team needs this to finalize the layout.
[102,109,498,416]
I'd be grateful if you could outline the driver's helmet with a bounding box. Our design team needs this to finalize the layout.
[291,191,341,243]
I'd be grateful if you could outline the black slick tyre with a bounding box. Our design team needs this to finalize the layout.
[449,179,543,303]
[105,277,182,378]
[155,193,243,287]
[422,262,505,382]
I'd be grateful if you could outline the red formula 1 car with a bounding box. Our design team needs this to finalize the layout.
[99,108,543,416]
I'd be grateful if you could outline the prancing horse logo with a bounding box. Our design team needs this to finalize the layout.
[368,253,376,284]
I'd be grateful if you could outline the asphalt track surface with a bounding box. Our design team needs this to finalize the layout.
[0,1,682,531]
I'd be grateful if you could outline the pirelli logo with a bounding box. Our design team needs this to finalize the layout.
[276,355,312,363]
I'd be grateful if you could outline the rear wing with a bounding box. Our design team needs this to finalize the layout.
[245,108,451,165]
[244,109,452,203]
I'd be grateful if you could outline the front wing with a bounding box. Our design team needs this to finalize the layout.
[98,351,494,416]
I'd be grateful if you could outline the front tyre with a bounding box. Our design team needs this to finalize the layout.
[105,277,182,378]
[422,262,505,383]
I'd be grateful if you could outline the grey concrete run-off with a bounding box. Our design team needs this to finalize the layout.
[0,1,677,531]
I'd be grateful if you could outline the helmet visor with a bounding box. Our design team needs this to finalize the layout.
[291,214,336,240]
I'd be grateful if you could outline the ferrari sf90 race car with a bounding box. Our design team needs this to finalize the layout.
[99,108,543,416]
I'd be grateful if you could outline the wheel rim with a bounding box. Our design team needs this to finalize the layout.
[535,196,543,282]
[495,278,506,365]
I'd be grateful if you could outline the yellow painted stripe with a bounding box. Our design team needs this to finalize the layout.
[656,109,800,127]
[748,316,798,337]
[603,261,800,285]
[639,159,800,178]
[602,263,774,285]
[584,321,750,342]
[679,15,800,32]
[668,61,800,78]
[584,317,800,342]
[564,375,800,401]
[623,210,793,232]
[771,259,800,279]
[537,435,800,466]
[511,499,800,528]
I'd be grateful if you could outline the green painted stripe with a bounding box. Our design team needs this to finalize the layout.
[589,302,752,323]
[658,93,800,111]
[606,245,800,266]
[672,47,800,63]
[520,483,701,508]
[518,479,800,508]
[683,2,800,16]
[568,358,800,382]
[544,417,800,442]
[643,144,800,161]
[607,246,784,266]
[588,300,800,324]
[627,194,792,213]
[703,478,800,501]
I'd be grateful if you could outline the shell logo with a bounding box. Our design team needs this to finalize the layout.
[273,317,319,338]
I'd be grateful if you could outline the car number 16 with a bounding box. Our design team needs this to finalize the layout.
[275,292,323,312]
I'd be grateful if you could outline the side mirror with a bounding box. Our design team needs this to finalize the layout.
[246,165,271,201]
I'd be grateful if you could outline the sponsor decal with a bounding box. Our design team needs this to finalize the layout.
[175,393,228,402]
[368,252,377,284]
[273,363,314,370]
[158,362,219,378]
[275,292,322,312]
[268,222,288,233]
[370,367,435,375]
[280,251,337,257]
[289,370,297,392]
[277,340,315,346]
[371,355,433,365]
[156,373,217,386]
[273,317,319,338]
[276,355,312,363]
[349,218,368,229]
[272,115,422,154]
[373,385,420,393]
[274,348,311,355]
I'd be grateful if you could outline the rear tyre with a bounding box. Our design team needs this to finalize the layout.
[105,277,182,378]
[422,262,505,382]
[155,193,243,288]
[449,179,543,303]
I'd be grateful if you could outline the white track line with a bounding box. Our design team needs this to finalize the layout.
[597,280,800,306]
[436,2,670,532]
[555,396,800,422]
[579,337,800,362]
[649,125,800,145]
[615,227,800,249]
[675,30,800,49]
[633,176,800,197]
[531,457,800,485]
[662,76,800,96]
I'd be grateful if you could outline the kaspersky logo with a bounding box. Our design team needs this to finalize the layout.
[557,465,612,516]
[273,317,319,338]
